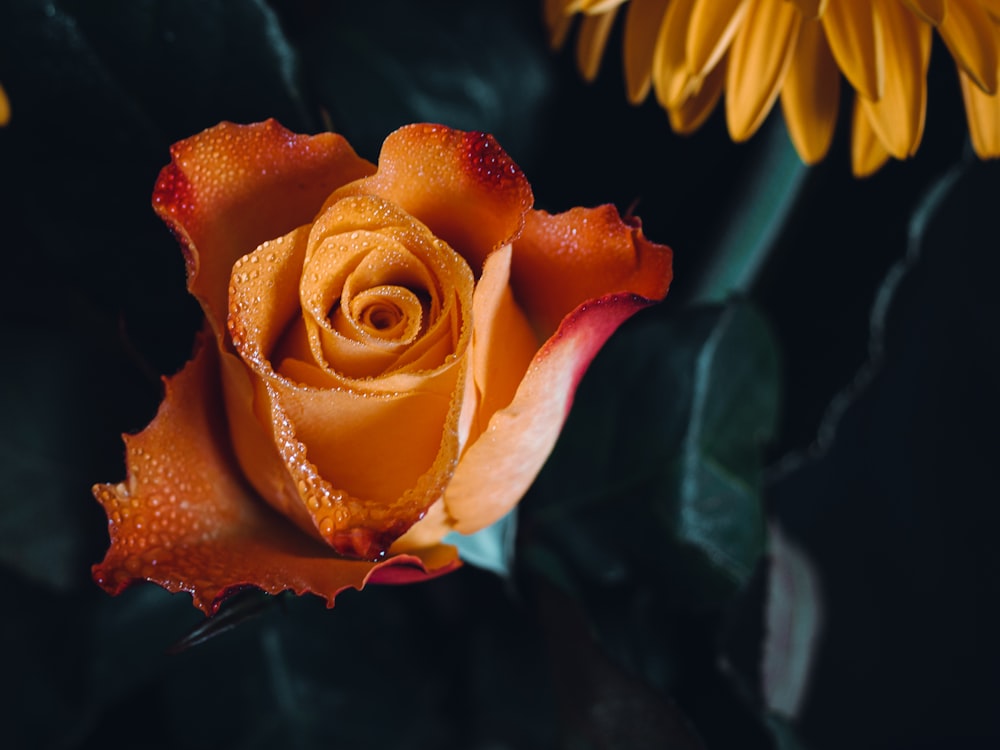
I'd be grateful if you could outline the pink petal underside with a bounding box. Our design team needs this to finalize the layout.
[443,293,660,535]
[92,333,459,615]
[152,120,376,343]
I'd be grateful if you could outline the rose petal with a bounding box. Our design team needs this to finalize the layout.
[459,243,544,449]
[510,205,673,340]
[327,124,534,274]
[153,120,376,343]
[226,219,473,557]
[389,247,557,551]
[388,497,454,553]
[443,293,660,534]
[92,333,459,615]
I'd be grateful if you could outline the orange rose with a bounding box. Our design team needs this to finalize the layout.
[93,120,672,614]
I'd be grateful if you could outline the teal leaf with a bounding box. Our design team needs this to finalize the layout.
[670,303,779,584]
[527,300,780,605]
[445,509,518,577]
[761,154,1000,748]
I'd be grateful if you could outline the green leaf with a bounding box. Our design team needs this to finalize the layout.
[278,0,553,161]
[686,116,807,305]
[760,155,1000,748]
[527,301,780,603]
[669,303,778,584]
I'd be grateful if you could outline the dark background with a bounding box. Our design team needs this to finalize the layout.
[1,1,998,748]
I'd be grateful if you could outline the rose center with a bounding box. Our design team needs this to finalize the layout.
[337,284,429,344]
[364,304,400,331]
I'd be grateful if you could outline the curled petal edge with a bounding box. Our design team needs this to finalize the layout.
[92,332,459,616]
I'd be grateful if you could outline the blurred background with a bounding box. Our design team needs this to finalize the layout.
[1,1,998,748]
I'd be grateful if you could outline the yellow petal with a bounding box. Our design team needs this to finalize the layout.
[938,0,998,93]
[726,0,802,141]
[624,0,671,103]
[822,0,885,100]
[545,0,577,48]
[0,83,10,127]
[653,0,701,109]
[686,0,750,78]
[576,5,620,81]
[573,0,629,12]
[901,0,946,24]
[781,18,841,163]
[859,0,930,158]
[978,0,1000,23]
[959,64,1000,156]
[788,0,829,19]
[669,57,727,133]
[851,95,892,176]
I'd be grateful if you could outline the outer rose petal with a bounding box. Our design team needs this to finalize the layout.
[510,206,673,339]
[92,333,458,615]
[444,293,660,534]
[153,120,376,341]
[327,124,534,274]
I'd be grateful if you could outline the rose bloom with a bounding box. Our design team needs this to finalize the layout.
[92,120,672,614]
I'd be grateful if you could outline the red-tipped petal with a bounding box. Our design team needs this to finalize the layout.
[153,120,375,341]
[92,333,458,615]
[510,205,673,340]
[328,124,534,274]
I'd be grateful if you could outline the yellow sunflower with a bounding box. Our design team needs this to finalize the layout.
[546,0,1000,175]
